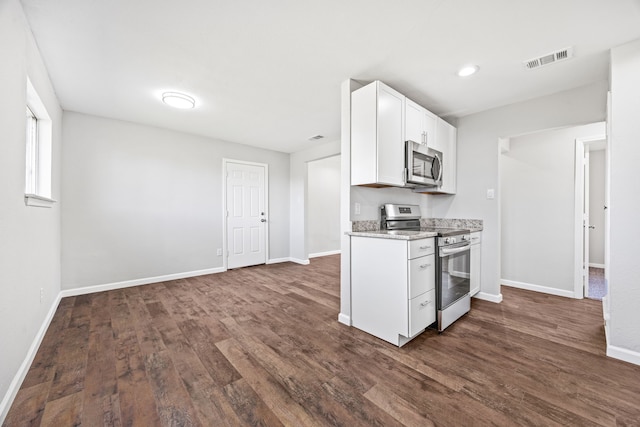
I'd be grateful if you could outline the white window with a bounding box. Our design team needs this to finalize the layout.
[25,77,55,207]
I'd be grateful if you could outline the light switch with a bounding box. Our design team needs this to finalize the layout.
[487,189,495,199]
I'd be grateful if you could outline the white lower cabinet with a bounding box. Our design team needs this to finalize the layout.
[409,289,436,337]
[470,232,481,296]
[351,236,436,346]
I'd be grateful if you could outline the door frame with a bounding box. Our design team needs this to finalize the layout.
[574,134,607,298]
[222,159,269,271]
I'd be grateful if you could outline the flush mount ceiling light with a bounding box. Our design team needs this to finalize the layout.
[457,65,479,77]
[161,91,195,109]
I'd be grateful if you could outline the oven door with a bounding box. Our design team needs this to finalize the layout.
[437,242,471,309]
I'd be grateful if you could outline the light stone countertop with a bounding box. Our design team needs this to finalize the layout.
[347,217,484,240]
[346,230,438,240]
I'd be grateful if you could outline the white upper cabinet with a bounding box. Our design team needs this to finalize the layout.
[351,81,405,187]
[427,118,457,194]
[405,98,436,147]
[351,80,457,192]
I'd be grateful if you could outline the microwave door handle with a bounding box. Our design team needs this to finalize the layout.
[434,154,443,182]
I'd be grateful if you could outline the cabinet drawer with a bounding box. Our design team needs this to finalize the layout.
[409,289,436,337]
[408,238,435,259]
[408,254,435,298]
[470,231,481,244]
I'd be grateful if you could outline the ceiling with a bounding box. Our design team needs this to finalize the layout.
[19,0,640,153]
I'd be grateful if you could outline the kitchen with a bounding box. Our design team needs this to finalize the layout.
[339,70,637,362]
[4,0,640,424]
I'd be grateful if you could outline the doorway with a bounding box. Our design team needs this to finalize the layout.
[574,134,608,299]
[223,160,269,269]
[579,140,607,300]
[499,122,606,299]
[306,155,341,258]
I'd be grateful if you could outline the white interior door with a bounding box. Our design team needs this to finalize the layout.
[226,161,267,269]
[583,150,590,297]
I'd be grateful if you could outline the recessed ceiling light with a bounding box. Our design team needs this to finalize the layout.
[457,65,479,77]
[162,91,196,109]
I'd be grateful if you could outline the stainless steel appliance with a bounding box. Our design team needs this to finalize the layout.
[405,141,442,187]
[380,203,421,231]
[380,203,471,331]
[436,231,471,331]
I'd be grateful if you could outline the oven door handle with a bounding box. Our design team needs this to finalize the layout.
[440,243,471,256]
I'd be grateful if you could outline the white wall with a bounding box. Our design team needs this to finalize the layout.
[501,123,605,296]
[0,0,62,421]
[351,186,430,221]
[289,139,341,263]
[589,149,606,266]
[429,81,608,302]
[609,38,640,362]
[62,112,290,289]
[308,155,341,256]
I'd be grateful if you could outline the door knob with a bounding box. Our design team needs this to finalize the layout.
[261,219,266,222]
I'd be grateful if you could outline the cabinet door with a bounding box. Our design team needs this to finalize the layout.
[470,233,481,296]
[405,98,436,147]
[405,98,424,144]
[409,289,436,337]
[432,118,457,194]
[408,238,435,259]
[376,83,405,186]
[409,254,436,298]
[423,109,437,148]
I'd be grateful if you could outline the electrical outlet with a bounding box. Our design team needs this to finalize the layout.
[40,288,44,303]
[217,248,222,256]
[355,202,361,215]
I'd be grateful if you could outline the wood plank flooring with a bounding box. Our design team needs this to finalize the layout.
[5,255,640,426]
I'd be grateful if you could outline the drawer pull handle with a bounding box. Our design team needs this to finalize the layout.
[419,246,431,250]
[419,264,431,269]
[420,300,431,307]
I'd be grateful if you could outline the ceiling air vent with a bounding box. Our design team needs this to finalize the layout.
[308,134,324,141]
[524,47,573,70]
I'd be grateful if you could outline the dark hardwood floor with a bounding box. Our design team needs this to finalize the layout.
[5,255,640,426]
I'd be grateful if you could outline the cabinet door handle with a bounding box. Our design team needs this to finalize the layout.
[419,246,431,250]
[419,264,431,269]
[420,300,431,307]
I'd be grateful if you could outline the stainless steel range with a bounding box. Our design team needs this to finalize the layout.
[434,231,471,331]
[381,204,471,331]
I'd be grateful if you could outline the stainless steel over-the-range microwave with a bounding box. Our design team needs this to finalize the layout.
[405,140,443,187]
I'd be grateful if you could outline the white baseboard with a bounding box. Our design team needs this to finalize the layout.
[338,313,351,325]
[474,292,503,303]
[607,344,640,366]
[309,250,341,259]
[267,257,310,265]
[501,279,575,299]
[60,267,225,297]
[0,293,61,424]
[266,257,288,264]
[589,263,605,269]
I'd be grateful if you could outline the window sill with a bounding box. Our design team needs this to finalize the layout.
[25,194,56,208]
